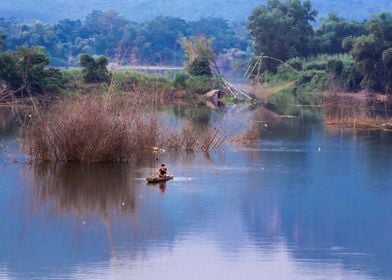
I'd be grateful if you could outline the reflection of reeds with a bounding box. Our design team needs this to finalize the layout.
[30,162,137,216]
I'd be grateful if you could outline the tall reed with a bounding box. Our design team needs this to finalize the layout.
[23,95,162,162]
[22,94,228,162]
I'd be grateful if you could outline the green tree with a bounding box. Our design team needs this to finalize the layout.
[80,54,110,83]
[0,46,64,96]
[182,36,215,76]
[351,35,384,90]
[348,13,392,92]
[0,52,21,89]
[248,0,317,72]
[13,46,51,95]
[136,17,188,64]
[188,56,212,77]
[315,13,365,54]
[382,48,392,92]
[0,30,6,52]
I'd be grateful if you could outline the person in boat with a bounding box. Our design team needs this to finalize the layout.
[158,163,167,178]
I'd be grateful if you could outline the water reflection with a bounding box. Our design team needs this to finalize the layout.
[29,162,137,216]
[1,103,392,279]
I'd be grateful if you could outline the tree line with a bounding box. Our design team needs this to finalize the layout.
[248,0,392,93]
[0,11,247,66]
[2,1,392,96]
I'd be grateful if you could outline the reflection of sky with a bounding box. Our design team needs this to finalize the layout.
[4,237,374,280]
[62,238,376,280]
[1,117,392,279]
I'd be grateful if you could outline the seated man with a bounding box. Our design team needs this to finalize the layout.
[158,164,167,178]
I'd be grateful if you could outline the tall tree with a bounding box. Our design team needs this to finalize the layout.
[315,13,365,54]
[0,30,6,52]
[348,13,392,92]
[248,0,317,72]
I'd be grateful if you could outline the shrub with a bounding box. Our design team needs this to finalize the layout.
[262,66,299,85]
[188,56,212,77]
[185,75,213,94]
[340,63,363,91]
[80,54,111,83]
[172,72,190,89]
[326,59,344,76]
[304,60,327,71]
[287,57,304,71]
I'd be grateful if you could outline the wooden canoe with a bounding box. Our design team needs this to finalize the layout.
[146,175,174,183]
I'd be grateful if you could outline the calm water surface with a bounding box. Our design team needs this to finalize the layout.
[0,106,392,280]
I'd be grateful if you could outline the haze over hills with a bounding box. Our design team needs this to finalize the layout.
[0,0,392,22]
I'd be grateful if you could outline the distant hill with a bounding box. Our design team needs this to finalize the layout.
[0,0,392,22]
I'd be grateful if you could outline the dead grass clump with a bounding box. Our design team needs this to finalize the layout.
[323,95,392,131]
[325,116,392,131]
[231,125,261,146]
[323,95,368,120]
[165,122,227,152]
[22,95,230,162]
[23,95,162,162]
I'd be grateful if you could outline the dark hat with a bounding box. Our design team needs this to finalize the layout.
[161,163,165,166]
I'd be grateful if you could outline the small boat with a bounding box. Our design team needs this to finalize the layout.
[146,175,174,183]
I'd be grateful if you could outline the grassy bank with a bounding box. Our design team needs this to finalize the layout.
[60,69,216,99]
[253,54,372,117]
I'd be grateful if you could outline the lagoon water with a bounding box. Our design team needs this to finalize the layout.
[1,105,392,280]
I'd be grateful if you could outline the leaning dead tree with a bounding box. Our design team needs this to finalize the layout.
[182,36,252,100]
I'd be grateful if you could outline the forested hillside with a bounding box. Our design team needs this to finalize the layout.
[0,0,391,22]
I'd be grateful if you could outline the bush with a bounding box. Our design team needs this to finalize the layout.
[80,54,111,83]
[304,60,327,71]
[296,70,327,92]
[188,56,212,77]
[326,59,344,76]
[262,66,299,85]
[340,63,363,91]
[287,57,304,71]
[185,75,213,94]
[42,68,65,93]
[172,72,190,89]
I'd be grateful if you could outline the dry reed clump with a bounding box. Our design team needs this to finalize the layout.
[323,95,368,120]
[22,95,229,162]
[230,107,268,146]
[23,95,162,162]
[325,116,392,131]
[323,95,392,131]
[231,125,261,146]
[165,122,227,153]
